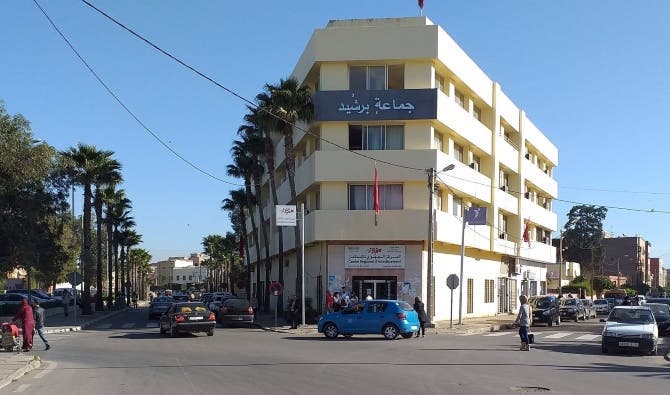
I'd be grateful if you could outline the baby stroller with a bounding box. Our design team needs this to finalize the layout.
[1,322,22,352]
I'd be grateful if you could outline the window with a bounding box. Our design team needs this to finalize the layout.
[367,302,388,313]
[349,65,404,90]
[467,278,474,314]
[435,73,448,95]
[452,196,462,218]
[473,105,482,122]
[315,191,321,210]
[189,276,193,281]
[348,184,403,210]
[434,190,443,212]
[455,90,466,109]
[433,132,443,151]
[540,281,547,295]
[485,279,494,303]
[499,170,509,191]
[453,142,464,163]
[348,125,404,150]
[470,154,481,172]
[498,214,508,239]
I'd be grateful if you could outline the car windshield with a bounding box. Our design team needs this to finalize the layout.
[154,297,174,303]
[609,308,654,324]
[594,300,608,305]
[531,298,553,309]
[561,299,577,306]
[647,304,670,315]
[224,299,251,309]
[176,303,208,314]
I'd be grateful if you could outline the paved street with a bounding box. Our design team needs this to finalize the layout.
[1,308,669,394]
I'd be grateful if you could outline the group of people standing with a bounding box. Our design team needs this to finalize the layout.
[12,298,51,352]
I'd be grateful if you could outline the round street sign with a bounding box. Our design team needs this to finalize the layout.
[269,282,283,296]
[446,274,459,290]
[68,272,82,286]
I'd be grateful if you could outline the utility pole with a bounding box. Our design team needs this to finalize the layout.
[559,230,563,297]
[427,168,435,321]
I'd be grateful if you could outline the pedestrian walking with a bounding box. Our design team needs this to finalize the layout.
[289,295,300,329]
[348,293,359,307]
[325,290,334,313]
[12,299,35,352]
[32,301,50,350]
[62,290,70,317]
[132,292,139,309]
[413,297,429,338]
[332,292,342,312]
[514,295,533,351]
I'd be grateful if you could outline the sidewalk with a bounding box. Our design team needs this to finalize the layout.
[0,303,133,391]
[253,311,516,336]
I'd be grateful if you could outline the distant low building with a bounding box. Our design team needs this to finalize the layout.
[155,253,209,287]
[546,261,580,294]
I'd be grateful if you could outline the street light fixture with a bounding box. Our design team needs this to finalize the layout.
[427,164,455,320]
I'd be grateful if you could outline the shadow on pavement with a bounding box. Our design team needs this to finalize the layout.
[283,335,392,342]
[421,347,518,352]
[107,331,165,340]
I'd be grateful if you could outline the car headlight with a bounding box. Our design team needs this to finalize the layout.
[603,330,616,337]
[640,334,654,339]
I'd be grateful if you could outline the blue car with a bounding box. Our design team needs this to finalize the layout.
[318,299,420,340]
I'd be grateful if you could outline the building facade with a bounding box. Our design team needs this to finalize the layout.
[155,254,208,287]
[650,258,665,289]
[601,236,651,287]
[246,17,558,319]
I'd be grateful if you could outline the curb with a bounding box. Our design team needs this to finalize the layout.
[0,357,41,392]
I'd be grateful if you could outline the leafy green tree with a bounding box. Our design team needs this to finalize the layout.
[592,276,614,297]
[563,205,608,278]
[222,189,250,295]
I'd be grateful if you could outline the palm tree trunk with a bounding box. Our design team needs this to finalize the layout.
[253,172,272,312]
[113,229,119,298]
[94,194,104,310]
[82,183,94,315]
[106,218,113,307]
[283,130,303,302]
[239,211,252,298]
[244,181,263,307]
[264,143,284,314]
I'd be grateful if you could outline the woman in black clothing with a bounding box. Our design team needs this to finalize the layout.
[413,297,429,337]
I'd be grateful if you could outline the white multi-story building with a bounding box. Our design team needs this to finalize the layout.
[245,17,558,320]
[155,254,208,287]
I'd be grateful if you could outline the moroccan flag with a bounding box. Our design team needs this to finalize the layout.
[522,219,531,247]
[373,167,380,214]
[418,0,424,9]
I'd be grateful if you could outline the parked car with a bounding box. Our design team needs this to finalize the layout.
[173,294,190,303]
[645,298,670,306]
[0,293,27,306]
[646,303,670,335]
[560,298,586,322]
[529,296,560,327]
[208,293,236,312]
[159,302,216,337]
[601,306,658,355]
[200,293,213,304]
[318,299,420,340]
[594,299,613,315]
[580,299,596,319]
[6,289,53,303]
[217,298,254,327]
[148,296,174,319]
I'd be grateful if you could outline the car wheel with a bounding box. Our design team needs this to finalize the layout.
[556,316,560,326]
[548,319,553,327]
[574,315,578,323]
[159,324,166,335]
[401,333,414,339]
[382,324,399,340]
[170,324,178,338]
[323,322,339,339]
[207,329,214,337]
[601,344,609,354]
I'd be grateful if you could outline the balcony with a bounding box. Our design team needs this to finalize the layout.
[519,241,557,264]
[439,153,492,204]
[524,161,558,198]
[436,91,492,155]
[521,198,557,232]
[496,135,519,173]
[435,211,492,251]
[495,187,518,215]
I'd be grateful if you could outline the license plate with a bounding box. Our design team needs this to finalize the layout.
[411,326,418,330]
[190,316,203,321]
[618,341,639,347]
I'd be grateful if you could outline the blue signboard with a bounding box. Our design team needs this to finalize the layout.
[314,89,437,122]
[465,207,487,225]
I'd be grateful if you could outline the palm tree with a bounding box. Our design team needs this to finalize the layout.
[103,188,128,305]
[119,227,141,305]
[227,144,263,304]
[93,158,122,310]
[108,192,132,300]
[62,144,115,315]
[236,127,272,311]
[260,78,313,303]
[222,189,251,296]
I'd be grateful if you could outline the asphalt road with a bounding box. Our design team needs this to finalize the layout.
[4,309,670,395]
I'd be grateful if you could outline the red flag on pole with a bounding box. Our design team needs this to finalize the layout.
[418,0,424,9]
[373,167,380,214]
[522,219,531,247]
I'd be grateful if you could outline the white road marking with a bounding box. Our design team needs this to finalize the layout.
[13,384,30,393]
[575,334,600,341]
[121,323,135,329]
[543,332,573,339]
[145,322,159,328]
[483,332,513,337]
[95,323,113,329]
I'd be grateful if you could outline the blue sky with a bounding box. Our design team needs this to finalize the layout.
[2,1,669,264]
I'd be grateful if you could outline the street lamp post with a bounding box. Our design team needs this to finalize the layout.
[427,164,454,321]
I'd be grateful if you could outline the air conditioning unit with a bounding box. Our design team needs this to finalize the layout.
[543,202,549,209]
[500,185,507,192]
[513,264,522,275]
[524,192,530,199]
[469,162,479,171]
[525,153,530,159]
[499,232,507,240]
[543,237,550,244]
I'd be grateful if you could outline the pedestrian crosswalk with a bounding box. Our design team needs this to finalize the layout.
[466,330,668,344]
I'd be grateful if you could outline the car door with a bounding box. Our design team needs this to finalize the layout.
[364,301,389,333]
[338,303,365,333]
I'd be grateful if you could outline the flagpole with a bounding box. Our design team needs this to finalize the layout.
[458,206,467,325]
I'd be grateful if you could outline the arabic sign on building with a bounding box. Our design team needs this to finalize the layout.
[276,205,297,227]
[314,89,437,121]
[344,245,405,269]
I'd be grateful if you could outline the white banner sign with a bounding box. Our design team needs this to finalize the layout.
[275,205,297,226]
[344,245,405,269]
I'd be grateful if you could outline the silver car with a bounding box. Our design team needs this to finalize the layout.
[594,299,612,315]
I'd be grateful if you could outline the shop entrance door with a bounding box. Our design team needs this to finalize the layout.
[352,276,397,300]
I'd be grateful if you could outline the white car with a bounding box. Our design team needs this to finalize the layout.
[601,306,658,355]
[593,299,612,315]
